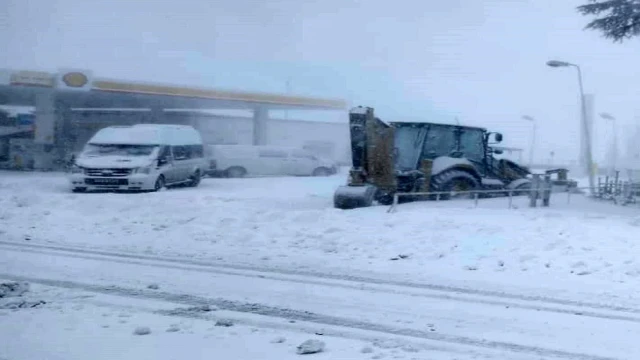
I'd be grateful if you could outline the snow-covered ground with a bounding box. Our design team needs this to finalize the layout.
[3,169,640,359]
[3,169,640,292]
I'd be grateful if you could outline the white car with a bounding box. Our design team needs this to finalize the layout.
[68,124,207,192]
[205,144,337,178]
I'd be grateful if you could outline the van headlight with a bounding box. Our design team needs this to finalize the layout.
[70,165,84,174]
[135,166,152,174]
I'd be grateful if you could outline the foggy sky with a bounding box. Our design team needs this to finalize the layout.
[3,0,640,164]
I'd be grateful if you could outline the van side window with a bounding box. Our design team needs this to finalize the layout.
[172,146,188,160]
[259,149,288,158]
[190,145,204,158]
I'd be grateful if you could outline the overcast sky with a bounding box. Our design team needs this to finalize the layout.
[3,0,640,164]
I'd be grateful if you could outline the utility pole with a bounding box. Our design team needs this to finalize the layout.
[522,115,536,167]
[546,60,596,196]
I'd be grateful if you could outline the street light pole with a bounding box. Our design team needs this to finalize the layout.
[522,115,536,167]
[546,60,595,196]
[600,112,618,176]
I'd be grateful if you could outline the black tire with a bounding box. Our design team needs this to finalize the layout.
[312,167,331,177]
[188,170,201,187]
[226,167,247,178]
[154,175,166,192]
[430,169,479,200]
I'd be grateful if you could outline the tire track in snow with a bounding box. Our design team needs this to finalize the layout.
[0,273,618,360]
[2,240,639,323]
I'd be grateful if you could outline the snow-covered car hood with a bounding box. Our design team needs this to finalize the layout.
[76,155,154,169]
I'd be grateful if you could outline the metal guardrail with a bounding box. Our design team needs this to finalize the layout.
[387,185,591,213]
[388,189,528,213]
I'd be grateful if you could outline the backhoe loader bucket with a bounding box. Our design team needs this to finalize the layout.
[333,185,376,210]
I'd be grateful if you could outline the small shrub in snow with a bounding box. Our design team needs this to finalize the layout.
[147,284,159,290]
[133,326,151,335]
[296,339,325,355]
[215,319,234,327]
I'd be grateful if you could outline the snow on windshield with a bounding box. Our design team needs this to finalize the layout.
[83,144,158,157]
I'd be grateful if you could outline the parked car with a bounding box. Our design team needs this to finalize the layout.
[68,124,207,192]
[204,144,337,178]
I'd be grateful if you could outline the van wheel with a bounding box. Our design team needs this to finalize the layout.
[312,167,331,177]
[188,170,201,187]
[154,175,166,192]
[226,167,247,178]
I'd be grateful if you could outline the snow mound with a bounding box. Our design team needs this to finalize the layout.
[166,324,180,333]
[215,319,234,327]
[133,326,151,335]
[361,346,374,353]
[270,336,286,344]
[296,339,325,355]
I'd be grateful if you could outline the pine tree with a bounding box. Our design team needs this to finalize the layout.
[577,0,640,42]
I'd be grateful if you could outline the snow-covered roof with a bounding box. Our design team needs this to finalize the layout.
[88,124,202,146]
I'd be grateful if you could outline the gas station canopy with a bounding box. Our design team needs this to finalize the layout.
[0,68,347,111]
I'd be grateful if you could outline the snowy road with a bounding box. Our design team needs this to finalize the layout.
[4,170,640,358]
[0,242,636,360]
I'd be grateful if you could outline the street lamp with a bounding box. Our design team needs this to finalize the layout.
[522,115,536,167]
[546,59,595,196]
[600,112,618,176]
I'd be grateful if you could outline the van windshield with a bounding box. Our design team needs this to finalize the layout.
[83,144,158,157]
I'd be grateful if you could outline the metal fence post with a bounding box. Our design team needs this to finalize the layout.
[508,191,513,208]
[529,174,540,208]
[474,192,479,207]
[387,193,399,213]
[542,174,551,207]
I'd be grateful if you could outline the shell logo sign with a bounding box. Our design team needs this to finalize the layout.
[57,69,93,91]
[62,72,89,88]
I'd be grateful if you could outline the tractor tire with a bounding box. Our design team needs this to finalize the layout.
[430,170,479,200]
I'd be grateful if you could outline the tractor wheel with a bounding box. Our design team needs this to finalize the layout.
[430,170,479,200]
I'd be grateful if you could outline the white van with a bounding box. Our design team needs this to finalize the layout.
[68,124,207,192]
[205,145,337,178]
